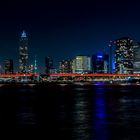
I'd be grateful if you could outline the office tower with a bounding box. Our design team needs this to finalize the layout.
[115,37,133,74]
[0,65,2,74]
[4,59,13,74]
[133,42,140,73]
[59,59,72,73]
[28,64,34,74]
[45,57,53,74]
[108,40,116,73]
[72,55,92,74]
[92,52,109,73]
[19,30,28,73]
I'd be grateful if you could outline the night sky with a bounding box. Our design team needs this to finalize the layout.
[0,0,140,72]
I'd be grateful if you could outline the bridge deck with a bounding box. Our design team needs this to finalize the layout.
[0,73,140,77]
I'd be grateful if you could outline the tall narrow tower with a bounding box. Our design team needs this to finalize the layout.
[19,30,28,73]
[108,40,116,74]
[34,55,37,74]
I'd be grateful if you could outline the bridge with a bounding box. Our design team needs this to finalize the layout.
[0,74,39,77]
[49,73,140,77]
[0,73,139,77]
[0,73,139,83]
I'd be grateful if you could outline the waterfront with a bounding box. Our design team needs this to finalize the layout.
[1,84,140,139]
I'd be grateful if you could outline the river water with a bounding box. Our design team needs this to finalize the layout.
[0,84,140,139]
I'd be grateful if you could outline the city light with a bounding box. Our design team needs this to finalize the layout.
[97,55,103,58]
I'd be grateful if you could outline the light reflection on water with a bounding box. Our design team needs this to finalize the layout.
[93,91,108,140]
[16,105,37,126]
[72,93,92,140]
[0,85,140,139]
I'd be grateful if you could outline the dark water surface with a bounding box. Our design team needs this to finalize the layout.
[0,84,140,139]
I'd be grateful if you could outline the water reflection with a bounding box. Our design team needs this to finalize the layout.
[16,107,36,126]
[92,87,108,140]
[15,95,37,129]
[112,95,140,140]
[71,91,92,140]
[1,85,140,139]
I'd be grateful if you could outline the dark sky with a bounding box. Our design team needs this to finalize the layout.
[0,0,140,72]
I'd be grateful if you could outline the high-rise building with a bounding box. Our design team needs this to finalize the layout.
[4,59,13,74]
[45,57,53,74]
[92,52,109,73]
[115,37,134,74]
[19,30,28,73]
[28,64,34,74]
[72,55,92,74]
[133,42,140,73]
[59,59,72,73]
[108,40,116,73]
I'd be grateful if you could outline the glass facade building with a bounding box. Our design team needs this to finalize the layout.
[133,42,140,73]
[72,55,92,74]
[115,37,133,74]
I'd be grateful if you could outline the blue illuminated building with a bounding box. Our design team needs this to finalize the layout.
[108,40,116,73]
[92,52,109,73]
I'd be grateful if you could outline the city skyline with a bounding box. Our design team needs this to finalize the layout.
[0,0,140,72]
[0,31,140,73]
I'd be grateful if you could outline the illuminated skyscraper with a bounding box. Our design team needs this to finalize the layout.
[28,64,34,74]
[59,59,72,73]
[92,52,109,73]
[133,42,140,73]
[72,55,92,74]
[4,59,13,74]
[115,37,133,74]
[108,40,116,73]
[19,30,28,73]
